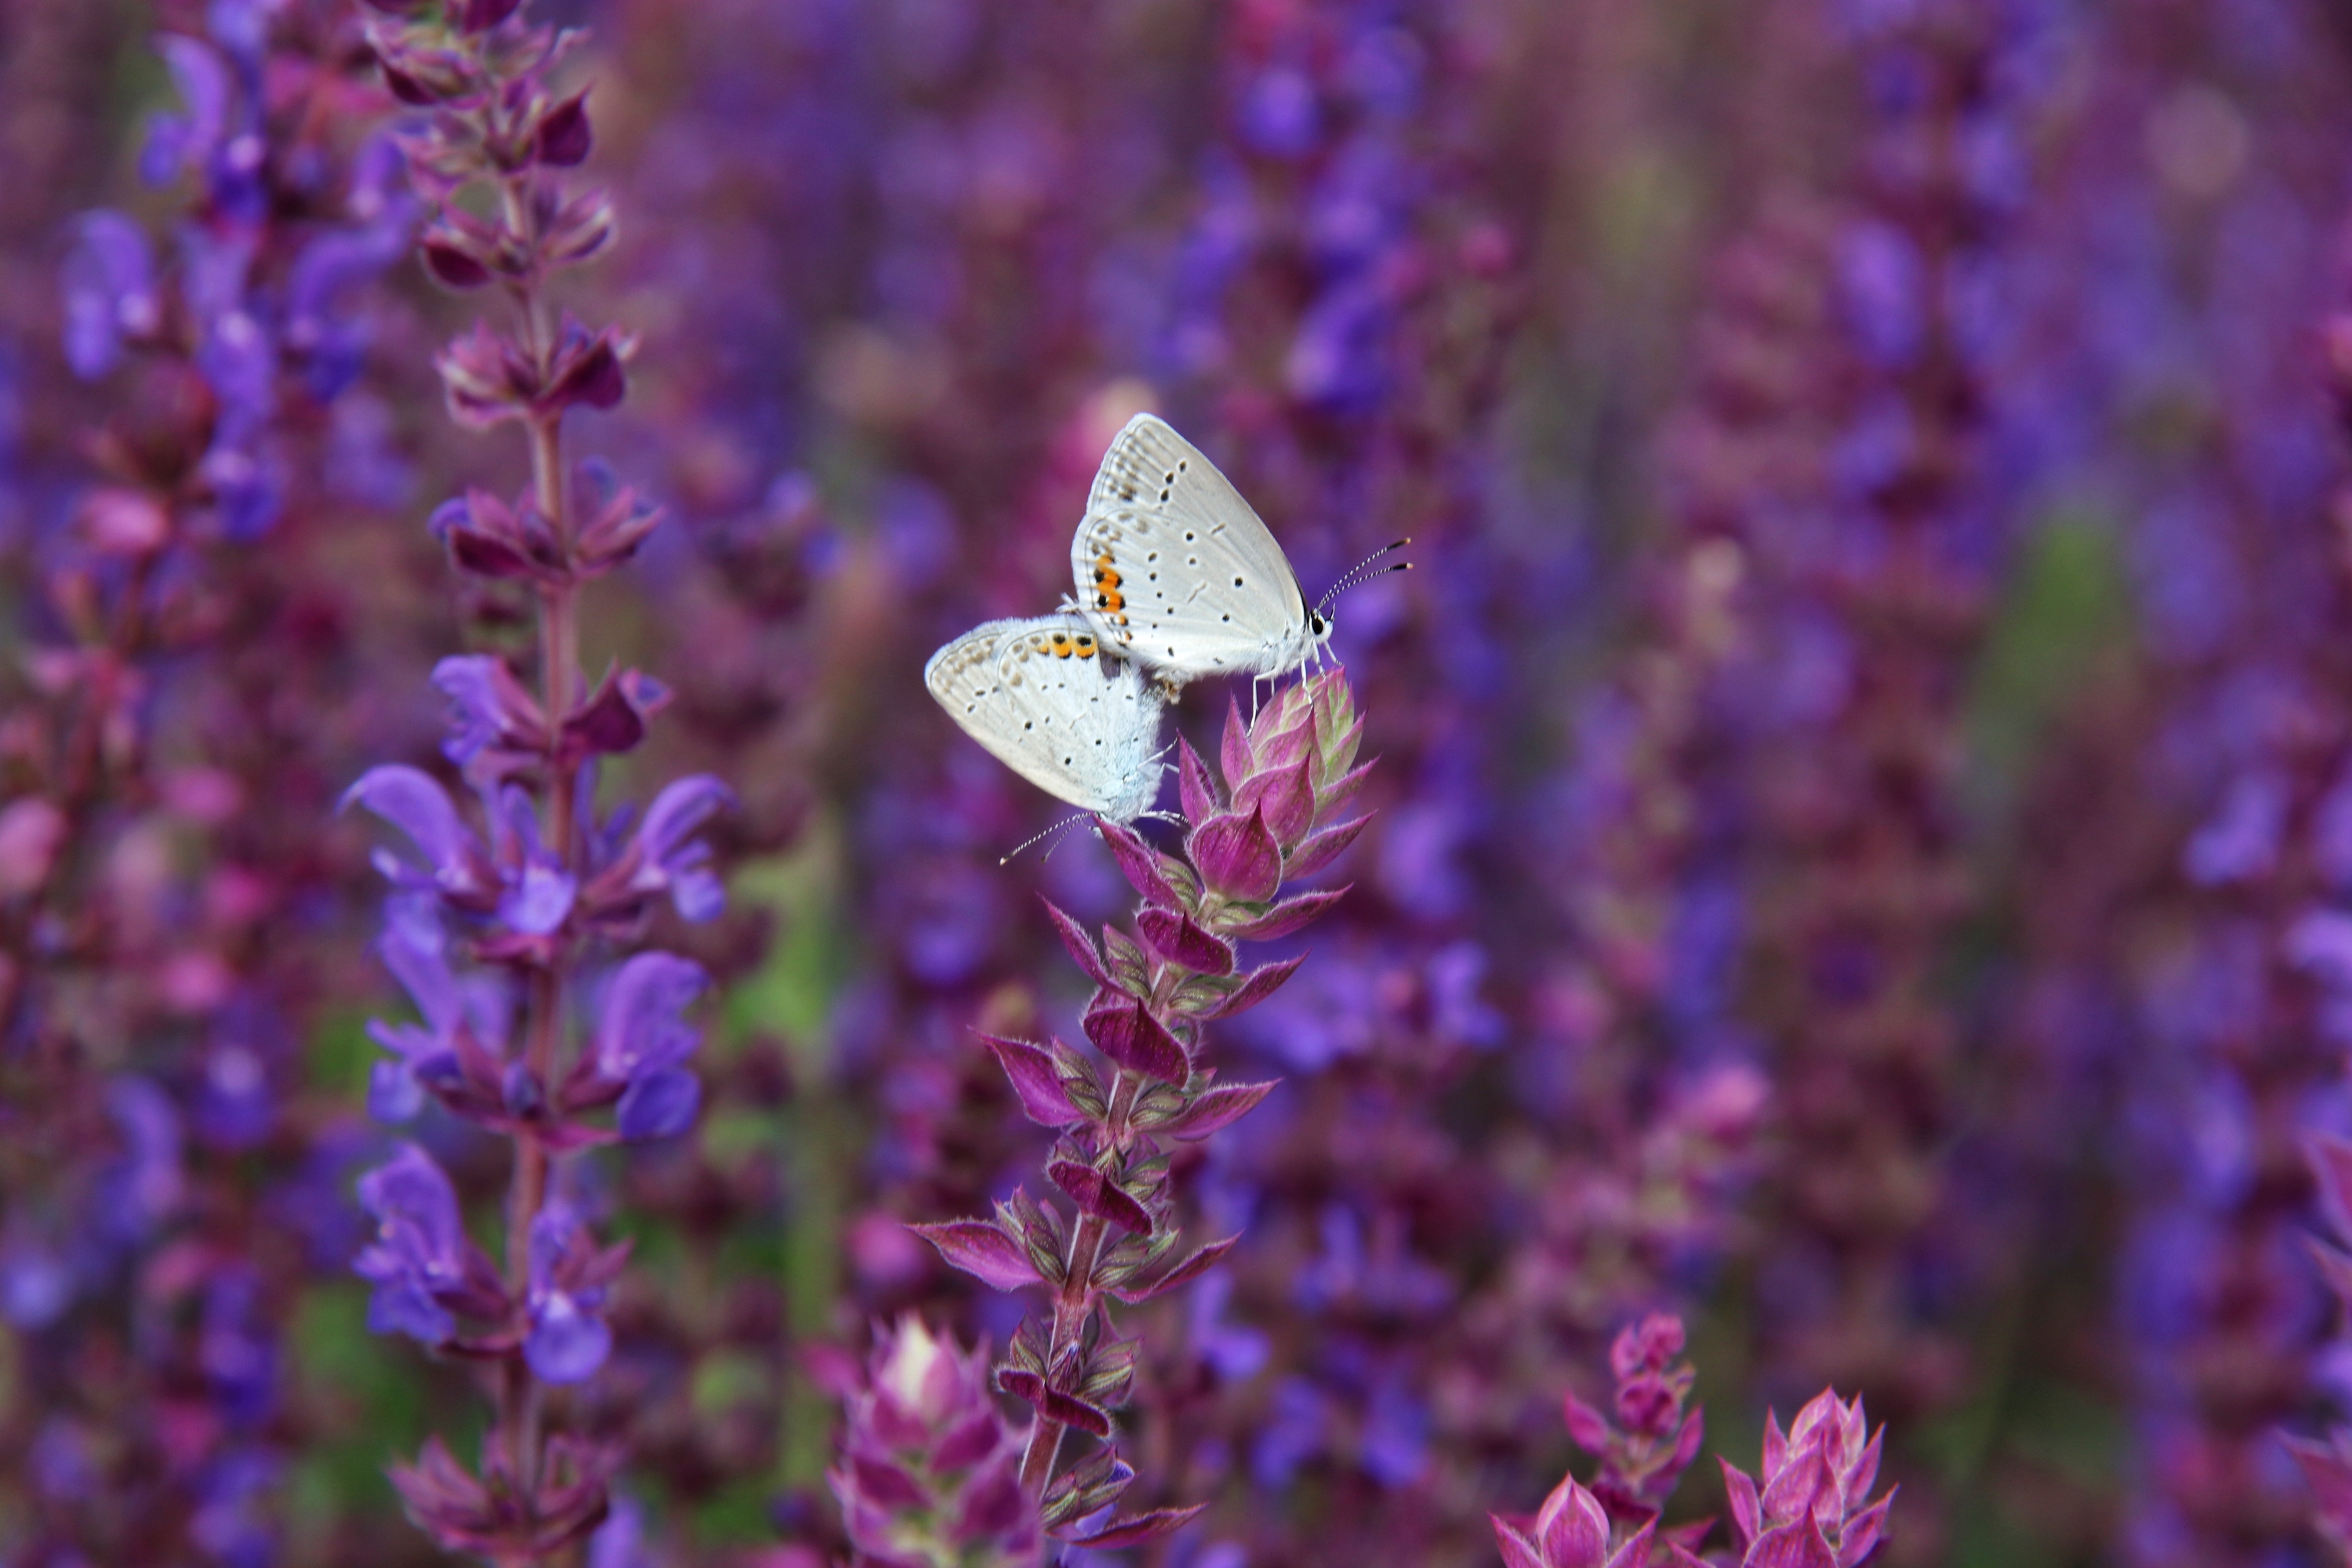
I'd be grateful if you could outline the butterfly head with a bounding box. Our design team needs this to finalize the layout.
[1313,538,1413,633]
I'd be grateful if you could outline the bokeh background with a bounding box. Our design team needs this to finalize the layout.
[6,0,2352,1563]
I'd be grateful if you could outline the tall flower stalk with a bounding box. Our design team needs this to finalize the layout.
[341,2,727,1558]
[909,671,1370,1555]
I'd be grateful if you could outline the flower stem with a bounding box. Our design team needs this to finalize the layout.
[493,270,582,1527]
[1018,1069,1143,1494]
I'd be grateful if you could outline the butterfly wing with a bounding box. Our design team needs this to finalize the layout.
[924,615,1167,822]
[1070,414,1312,684]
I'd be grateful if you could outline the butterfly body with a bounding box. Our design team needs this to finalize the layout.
[923,614,1167,823]
[1069,414,1333,687]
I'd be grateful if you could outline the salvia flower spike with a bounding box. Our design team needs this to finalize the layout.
[913,668,1370,1551]
[343,2,724,1559]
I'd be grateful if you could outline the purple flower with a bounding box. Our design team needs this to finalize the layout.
[187,1447,279,1568]
[524,1203,614,1384]
[0,1234,72,1329]
[364,913,510,1122]
[98,1076,183,1250]
[490,786,578,935]
[354,1144,483,1345]
[1494,1472,1656,1568]
[615,775,731,923]
[343,764,495,905]
[593,952,706,1142]
[433,655,546,776]
[60,212,158,379]
[140,35,230,188]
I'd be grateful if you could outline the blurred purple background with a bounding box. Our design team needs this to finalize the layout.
[6,0,2352,1564]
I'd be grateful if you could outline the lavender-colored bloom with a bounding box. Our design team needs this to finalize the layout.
[187,1447,279,1568]
[140,35,231,189]
[524,1203,613,1384]
[492,785,578,935]
[343,765,494,902]
[2182,768,2288,887]
[0,1238,72,1330]
[619,775,732,923]
[353,1144,471,1345]
[60,212,158,379]
[593,952,706,1140]
[97,1076,183,1250]
[365,914,503,1122]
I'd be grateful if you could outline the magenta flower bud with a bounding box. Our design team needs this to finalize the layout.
[828,1317,1043,1568]
[1189,808,1283,902]
[1720,1389,1894,1568]
[1493,1472,1658,1568]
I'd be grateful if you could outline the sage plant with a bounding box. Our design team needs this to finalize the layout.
[913,670,1370,1553]
[340,2,727,1557]
[1497,1314,1895,1568]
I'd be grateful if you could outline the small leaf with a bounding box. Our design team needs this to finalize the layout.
[1177,739,1223,822]
[1082,991,1189,1085]
[996,1369,1114,1437]
[909,1220,1042,1292]
[1219,694,1253,787]
[1235,752,1316,844]
[1138,906,1236,975]
[1061,1504,1210,1549]
[1096,818,1182,909]
[1040,898,1112,985]
[1153,1081,1275,1141]
[1564,1390,1612,1452]
[1189,807,1281,902]
[981,1033,1083,1127]
[1047,1158,1154,1236]
[1188,955,1305,1020]
[1221,887,1345,942]
[535,90,593,166]
[1106,1235,1238,1304]
[1102,924,1151,994]
[1285,815,1370,880]
[422,238,493,289]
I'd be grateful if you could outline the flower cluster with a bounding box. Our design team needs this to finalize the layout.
[829,1316,1041,1568]
[336,0,726,1557]
[1563,1315,1707,1528]
[1497,1317,1894,1568]
[912,671,1370,1550]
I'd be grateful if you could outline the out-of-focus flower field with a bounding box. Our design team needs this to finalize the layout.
[7,0,2352,1564]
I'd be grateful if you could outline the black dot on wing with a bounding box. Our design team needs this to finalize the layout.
[1233,576,1243,586]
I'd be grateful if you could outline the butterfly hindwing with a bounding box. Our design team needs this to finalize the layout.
[1070,415,1322,684]
[923,615,1166,822]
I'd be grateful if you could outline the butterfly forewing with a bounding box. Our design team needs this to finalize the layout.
[1071,415,1317,684]
[923,615,1166,823]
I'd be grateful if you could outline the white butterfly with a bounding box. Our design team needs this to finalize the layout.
[1068,414,1337,688]
[923,615,1167,823]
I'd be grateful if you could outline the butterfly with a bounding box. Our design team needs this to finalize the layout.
[1069,414,1342,688]
[923,614,1167,823]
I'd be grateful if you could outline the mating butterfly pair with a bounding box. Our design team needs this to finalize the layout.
[925,415,1391,824]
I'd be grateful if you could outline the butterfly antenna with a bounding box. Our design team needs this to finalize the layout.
[1000,811,1091,866]
[1317,537,1413,613]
